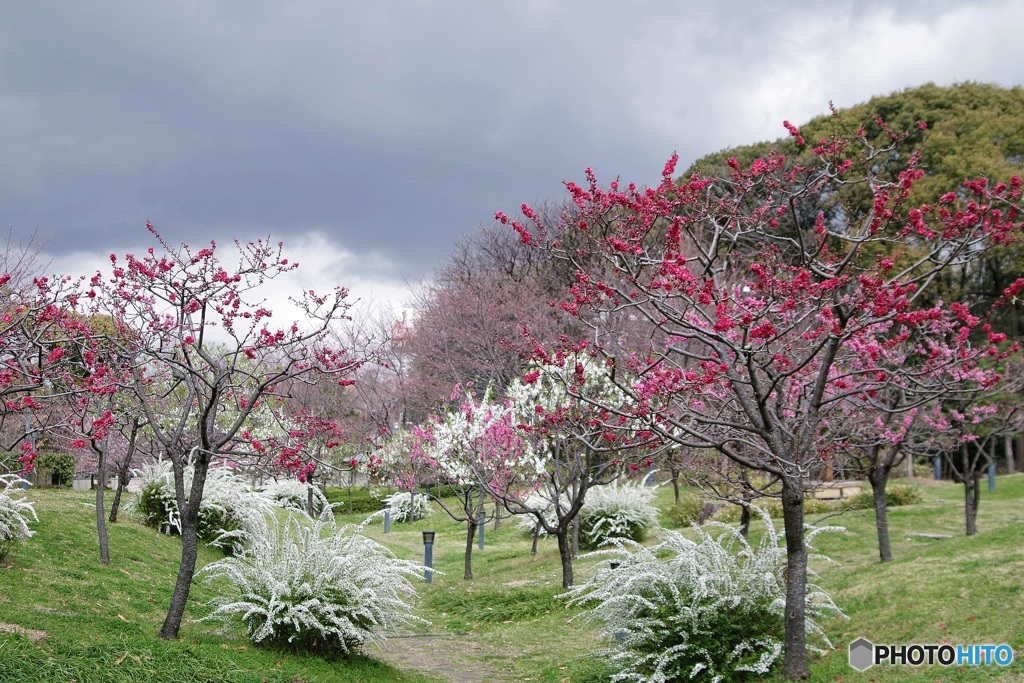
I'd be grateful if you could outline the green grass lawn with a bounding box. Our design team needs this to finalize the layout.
[1,476,1022,682]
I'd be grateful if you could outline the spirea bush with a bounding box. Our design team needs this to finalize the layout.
[0,474,37,561]
[127,459,272,550]
[563,510,844,683]
[516,492,568,536]
[381,490,432,523]
[259,478,326,515]
[579,481,660,550]
[199,507,425,655]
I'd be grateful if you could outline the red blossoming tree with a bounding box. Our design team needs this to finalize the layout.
[498,116,1023,677]
[83,224,363,639]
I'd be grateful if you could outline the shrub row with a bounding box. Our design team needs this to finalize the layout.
[670,483,925,527]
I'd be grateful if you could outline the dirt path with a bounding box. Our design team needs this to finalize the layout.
[369,630,505,683]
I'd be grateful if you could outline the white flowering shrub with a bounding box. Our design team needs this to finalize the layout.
[564,510,844,683]
[381,490,432,523]
[199,507,425,655]
[516,492,568,536]
[579,481,660,550]
[0,474,37,561]
[259,478,326,515]
[127,459,272,551]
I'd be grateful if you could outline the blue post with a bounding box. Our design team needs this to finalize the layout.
[477,516,485,550]
[933,456,942,480]
[422,531,435,583]
[988,461,997,492]
[383,503,391,534]
[644,465,655,486]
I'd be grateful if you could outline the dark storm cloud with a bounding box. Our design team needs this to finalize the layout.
[1,0,1020,291]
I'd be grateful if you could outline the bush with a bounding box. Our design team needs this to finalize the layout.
[259,478,327,515]
[669,493,705,527]
[579,481,660,550]
[564,511,844,683]
[33,452,76,487]
[199,507,424,655]
[381,490,432,522]
[516,492,568,536]
[850,483,924,509]
[127,460,272,551]
[0,474,37,561]
[324,486,384,514]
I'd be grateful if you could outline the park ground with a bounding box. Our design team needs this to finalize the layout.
[1,475,1022,682]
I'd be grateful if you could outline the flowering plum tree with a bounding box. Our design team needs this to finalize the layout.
[0,270,84,473]
[408,388,539,579]
[925,375,1024,535]
[498,116,1024,677]
[833,308,1014,561]
[501,356,657,589]
[83,224,363,640]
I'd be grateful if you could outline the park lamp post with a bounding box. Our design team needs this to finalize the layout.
[422,530,436,583]
[384,502,391,534]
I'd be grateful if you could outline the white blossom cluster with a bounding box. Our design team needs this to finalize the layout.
[199,507,425,654]
[580,481,660,548]
[424,391,545,487]
[258,477,326,515]
[563,510,844,683]
[506,356,632,463]
[515,492,569,536]
[381,490,432,522]
[126,459,273,548]
[0,474,37,560]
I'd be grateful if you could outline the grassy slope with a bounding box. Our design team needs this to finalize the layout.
[0,490,440,683]
[2,476,1022,682]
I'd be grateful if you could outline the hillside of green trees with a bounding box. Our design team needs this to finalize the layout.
[684,82,1024,334]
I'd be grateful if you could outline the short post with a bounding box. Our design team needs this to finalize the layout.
[988,461,997,492]
[383,502,391,534]
[422,530,435,584]
[609,561,625,643]
[477,515,485,550]
[933,455,942,481]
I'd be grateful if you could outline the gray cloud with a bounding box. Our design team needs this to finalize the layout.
[1,0,1020,296]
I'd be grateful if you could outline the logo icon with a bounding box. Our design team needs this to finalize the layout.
[849,637,874,671]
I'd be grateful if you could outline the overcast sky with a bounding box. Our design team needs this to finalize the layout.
[3,0,1023,313]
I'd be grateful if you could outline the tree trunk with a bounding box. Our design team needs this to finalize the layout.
[108,479,124,524]
[555,529,574,589]
[868,467,893,562]
[1005,436,1015,475]
[964,474,978,536]
[531,526,540,558]
[464,519,476,580]
[738,490,752,539]
[307,475,316,517]
[159,458,211,640]
[571,516,579,559]
[780,477,809,680]
[95,447,110,567]
[159,503,200,639]
[670,466,681,505]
